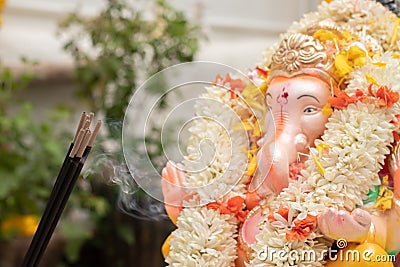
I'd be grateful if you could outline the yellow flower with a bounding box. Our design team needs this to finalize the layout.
[0,0,5,11]
[234,120,253,131]
[316,143,330,157]
[313,29,340,42]
[348,45,367,66]
[246,154,257,176]
[162,234,173,259]
[373,62,387,68]
[1,215,39,237]
[373,176,393,211]
[259,82,268,96]
[313,156,325,176]
[333,45,367,80]
[0,0,6,27]
[342,30,351,40]
[334,52,353,77]
[322,103,333,117]
[252,122,261,138]
[392,53,400,59]
[390,18,400,47]
[366,74,380,87]
[242,84,265,111]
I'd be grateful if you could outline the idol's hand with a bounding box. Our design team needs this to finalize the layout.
[161,161,188,224]
[318,208,371,242]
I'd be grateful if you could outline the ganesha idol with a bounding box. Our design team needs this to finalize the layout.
[160,1,400,266]
[240,30,400,266]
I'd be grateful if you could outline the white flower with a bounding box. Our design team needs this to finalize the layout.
[348,52,400,95]
[182,86,251,203]
[250,223,328,267]
[166,207,238,267]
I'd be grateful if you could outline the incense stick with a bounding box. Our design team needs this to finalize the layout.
[22,113,101,267]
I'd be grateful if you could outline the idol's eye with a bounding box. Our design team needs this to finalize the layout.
[303,106,318,114]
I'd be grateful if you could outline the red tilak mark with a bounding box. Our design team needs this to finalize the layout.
[276,87,289,105]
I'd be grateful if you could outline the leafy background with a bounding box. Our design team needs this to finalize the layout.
[0,0,201,265]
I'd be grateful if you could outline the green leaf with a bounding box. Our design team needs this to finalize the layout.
[59,221,92,262]
[0,170,20,199]
[116,223,135,245]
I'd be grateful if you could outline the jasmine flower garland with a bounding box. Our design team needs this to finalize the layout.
[166,80,263,266]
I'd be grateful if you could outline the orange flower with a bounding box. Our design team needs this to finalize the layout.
[393,131,400,142]
[368,84,399,108]
[212,73,247,92]
[206,196,248,223]
[267,207,289,223]
[328,87,363,109]
[206,202,226,212]
[286,215,317,241]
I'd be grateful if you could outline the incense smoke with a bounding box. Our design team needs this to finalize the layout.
[85,62,264,221]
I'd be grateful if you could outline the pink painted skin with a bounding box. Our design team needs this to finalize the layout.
[250,75,331,196]
[161,162,190,225]
[318,208,371,242]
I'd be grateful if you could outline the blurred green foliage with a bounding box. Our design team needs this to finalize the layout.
[59,0,201,139]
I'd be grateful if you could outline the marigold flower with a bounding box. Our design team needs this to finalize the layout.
[328,87,360,109]
[206,196,248,223]
[212,73,247,92]
[267,207,289,223]
[368,84,399,108]
[1,215,39,237]
[334,52,353,77]
[313,29,340,42]
[322,103,333,117]
[286,215,317,241]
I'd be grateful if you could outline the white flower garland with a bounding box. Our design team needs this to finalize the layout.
[182,86,250,204]
[166,207,238,267]
[166,83,259,266]
[250,31,400,267]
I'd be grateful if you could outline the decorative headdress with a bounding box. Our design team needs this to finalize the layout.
[268,32,337,85]
[267,19,372,89]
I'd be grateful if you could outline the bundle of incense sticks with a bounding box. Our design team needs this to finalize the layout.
[21,112,101,267]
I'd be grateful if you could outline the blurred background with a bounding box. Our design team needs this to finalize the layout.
[0,0,318,266]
